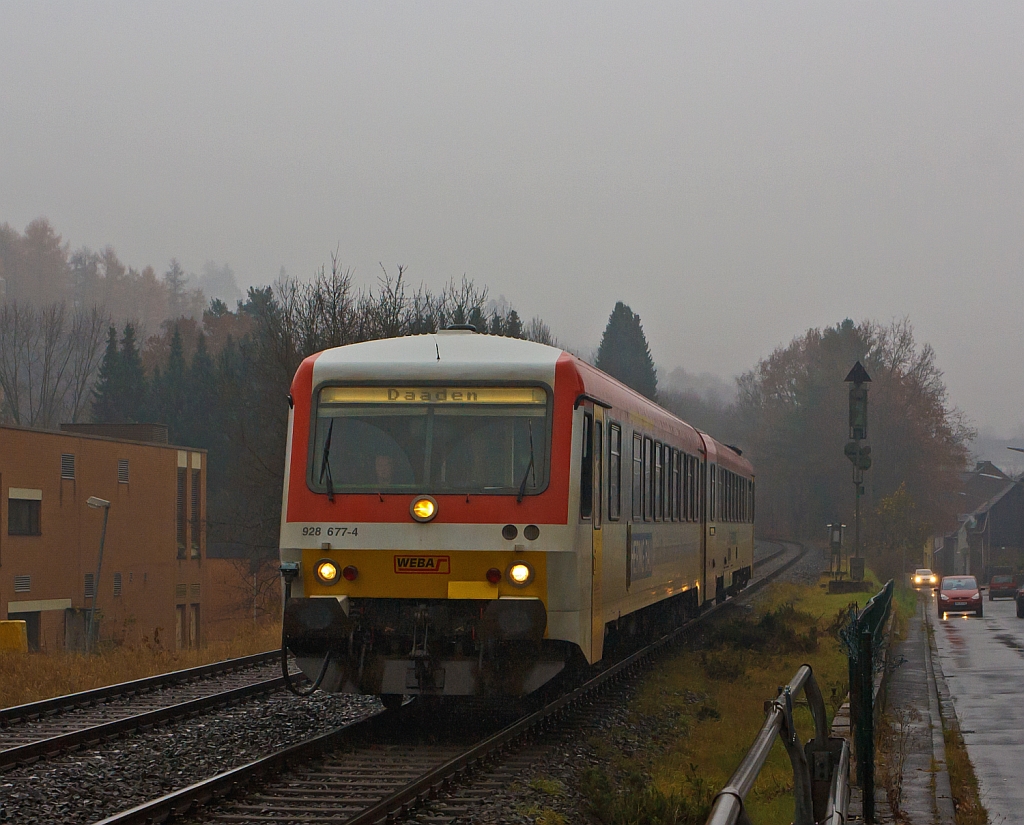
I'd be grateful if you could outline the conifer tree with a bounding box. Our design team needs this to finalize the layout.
[504,309,523,339]
[595,302,658,400]
[119,323,148,423]
[91,326,121,422]
[153,324,188,438]
[185,332,217,448]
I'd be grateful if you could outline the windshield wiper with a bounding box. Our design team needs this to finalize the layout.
[517,419,536,503]
[319,419,335,502]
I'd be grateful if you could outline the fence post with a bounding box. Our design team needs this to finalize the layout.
[857,628,874,823]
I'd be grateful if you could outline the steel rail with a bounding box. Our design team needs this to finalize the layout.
[91,541,807,825]
[0,674,294,772]
[1,650,281,725]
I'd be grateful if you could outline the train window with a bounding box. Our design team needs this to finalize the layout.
[751,480,756,522]
[580,412,593,520]
[594,420,603,525]
[654,442,663,521]
[669,449,676,521]
[309,385,550,496]
[643,437,653,521]
[673,450,681,522]
[632,433,642,520]
[608,424,621,521]
[710,464,716,521]
[683,455,690,521]
[689,456,696,522]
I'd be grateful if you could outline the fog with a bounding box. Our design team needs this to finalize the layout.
[2,2,1023,435]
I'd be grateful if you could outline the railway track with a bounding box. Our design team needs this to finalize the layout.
[93,541,807,825]
[0,650,297,772]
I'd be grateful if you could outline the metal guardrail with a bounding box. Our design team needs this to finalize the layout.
[705,664,849,825]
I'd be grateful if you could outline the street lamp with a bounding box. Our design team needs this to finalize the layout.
[85,496,111,652]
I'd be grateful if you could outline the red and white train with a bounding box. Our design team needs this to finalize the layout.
[280,329,754,701]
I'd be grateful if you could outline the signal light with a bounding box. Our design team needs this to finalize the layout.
[342,565,358,582]
[486,568,502,584]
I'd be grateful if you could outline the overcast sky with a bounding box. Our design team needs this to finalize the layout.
[3,2,1023,436]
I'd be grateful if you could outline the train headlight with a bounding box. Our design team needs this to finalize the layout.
[410,496,438,522]
[508,562,533,587]
[316,559,339,585]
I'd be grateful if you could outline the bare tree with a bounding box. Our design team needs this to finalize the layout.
[0,300,109,427]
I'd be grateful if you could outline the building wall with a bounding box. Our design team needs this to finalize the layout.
[0,426,206,651]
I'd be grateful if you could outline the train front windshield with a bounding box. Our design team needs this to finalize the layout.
[310,386,550,495]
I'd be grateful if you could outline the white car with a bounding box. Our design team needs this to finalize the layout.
[912,568,938,588]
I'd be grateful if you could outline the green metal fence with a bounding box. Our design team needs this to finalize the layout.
[846,578,894,824]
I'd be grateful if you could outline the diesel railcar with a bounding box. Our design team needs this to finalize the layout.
[280,329,754,700]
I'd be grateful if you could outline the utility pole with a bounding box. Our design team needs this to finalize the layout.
[844,362,872,581]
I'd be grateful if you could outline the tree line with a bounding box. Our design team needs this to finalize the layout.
[1,215,976,576]
[88,263,555,560]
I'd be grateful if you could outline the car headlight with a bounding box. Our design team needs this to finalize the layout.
[940,593,949,601]
[970,593,980,600]
[914,577,922,584]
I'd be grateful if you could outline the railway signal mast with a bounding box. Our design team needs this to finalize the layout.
[844,362,872,581]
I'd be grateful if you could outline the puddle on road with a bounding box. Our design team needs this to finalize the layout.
[939,620,972,669]
[993,633,1024,656]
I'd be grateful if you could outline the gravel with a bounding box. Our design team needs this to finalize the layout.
[410,541,829,825]
[0,543,826,825]
[0,691,380,825]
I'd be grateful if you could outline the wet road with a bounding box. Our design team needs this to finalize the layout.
[929,588,1024,825]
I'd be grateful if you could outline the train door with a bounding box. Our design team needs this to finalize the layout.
[579,405,604,662]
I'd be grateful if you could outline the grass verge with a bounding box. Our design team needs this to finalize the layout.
[573,574,884,825]
[0,622,280,709]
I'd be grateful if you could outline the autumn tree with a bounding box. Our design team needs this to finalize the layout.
[596,302,658,400]
[735,318,972,540]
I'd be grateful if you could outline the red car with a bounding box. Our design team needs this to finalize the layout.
[937,575,983,618]
[989,574,1016,600]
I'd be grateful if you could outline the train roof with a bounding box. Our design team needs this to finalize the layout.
[309,329,562,384]
[303,331,752,476]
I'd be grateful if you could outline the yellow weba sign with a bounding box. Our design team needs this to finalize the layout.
[320,386,546,405]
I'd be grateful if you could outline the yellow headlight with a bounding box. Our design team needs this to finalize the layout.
[508,562,533,586]
[316,560,339,584]
[410,496,438,522]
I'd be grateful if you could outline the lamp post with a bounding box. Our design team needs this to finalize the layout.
[85,496,111,652]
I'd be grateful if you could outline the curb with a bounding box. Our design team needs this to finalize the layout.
[922,604,957,825]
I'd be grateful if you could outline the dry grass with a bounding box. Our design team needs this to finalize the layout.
[943,714,988,825]
[578,574,863,825]
[0,623,280,709]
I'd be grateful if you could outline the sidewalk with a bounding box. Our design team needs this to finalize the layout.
[879,595,956,824]
[831,595,954,824]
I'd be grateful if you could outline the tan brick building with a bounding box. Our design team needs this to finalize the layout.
[0,425,207,651]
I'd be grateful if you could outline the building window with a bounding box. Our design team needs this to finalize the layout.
[118,459,129,484]
[175,583,187,602]
[176,468,187,559]
[61,453,75,480]
[608,424,621,521]
[113,572,122,596]
[190,469,201,558]
[14,575,31,593]
[84,573,95,599]
[189,582,201,599]
[8,499,41,536]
